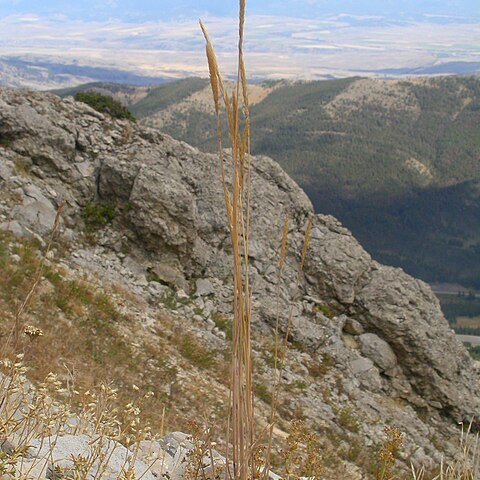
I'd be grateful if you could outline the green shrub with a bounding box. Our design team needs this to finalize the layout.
[292,380,308,390]
[254,382,272,404]
[313,303,335,318]
[0,133,11,148]
[335,406,360,433]
[146,270,162,283]
[211,311,232,340]
[74,91,136,122]
[307,353,334,378]
[160,289,178,310]
[179,335,215,369]
[81,202,115,229]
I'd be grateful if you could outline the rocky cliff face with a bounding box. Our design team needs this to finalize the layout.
[1,87,479,476]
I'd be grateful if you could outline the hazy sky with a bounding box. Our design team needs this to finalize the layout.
[1,0,479,21]
[0,1,479,79]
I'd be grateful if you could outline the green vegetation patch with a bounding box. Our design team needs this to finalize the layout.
[334,406,360,433]
[81,202,116,229]
[131,77,209,118]
[0,131,13,148]
[178,334,216,370]
[12,157,32,177]
[466,344,480,360]
[313,303,335,318]
[0,231,9,267]
[253,382,272,404]
[211,311,232,340]
[438,293,480,328]
[74,91,136,122]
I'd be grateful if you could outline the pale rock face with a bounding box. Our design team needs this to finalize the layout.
[1,87,479,472]
[343,318,364,336]
[28,434,156,480]
[195,278,215,296]
[358,333,397,374]
[13,189,58,236]
[349,357,383,392]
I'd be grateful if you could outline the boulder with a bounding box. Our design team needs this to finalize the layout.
[358,333,397,374]
[343,318,364,336]
[195,278,215,296]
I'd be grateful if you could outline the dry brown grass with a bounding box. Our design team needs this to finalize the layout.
[200,3,314,479]
[0,225,231,439]
[200,3,255,477]
[412,422,480,480]
[0,359,160,480]
[10,204,63,350]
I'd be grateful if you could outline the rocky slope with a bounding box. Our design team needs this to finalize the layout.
[1,87,480,478]
[65,75,480,290]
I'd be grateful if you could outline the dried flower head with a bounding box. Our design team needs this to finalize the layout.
[24,325,44,337]
[376,425,404,480]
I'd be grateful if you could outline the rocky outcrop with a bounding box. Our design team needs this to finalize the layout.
[1,87,479,474]
[26,434,157,480]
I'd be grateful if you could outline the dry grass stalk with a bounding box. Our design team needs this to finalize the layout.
[9,204,64,351]
[412,422,480,480]
[0,362,157,480]
[278,215,313,372]
[200,3,316,477]
[262,216,289,478]
[262,215,313,479]
[200,2,255,479]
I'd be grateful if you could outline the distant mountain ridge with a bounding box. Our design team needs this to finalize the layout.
[56,75,480,289]
[0,56,169,90]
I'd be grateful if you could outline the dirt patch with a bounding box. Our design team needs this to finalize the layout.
[326,78,421,117]
[405,157,434,182]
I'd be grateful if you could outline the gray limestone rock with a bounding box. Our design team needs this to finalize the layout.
[355,265,477,420]
[13,198,58,236]
[28,434,156,480]
[358,333,398,374]
[343,318,364,336]
[0,220,27,237]
[195,278,215,296]
[350,357,375,375]
[290,315,326,350]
